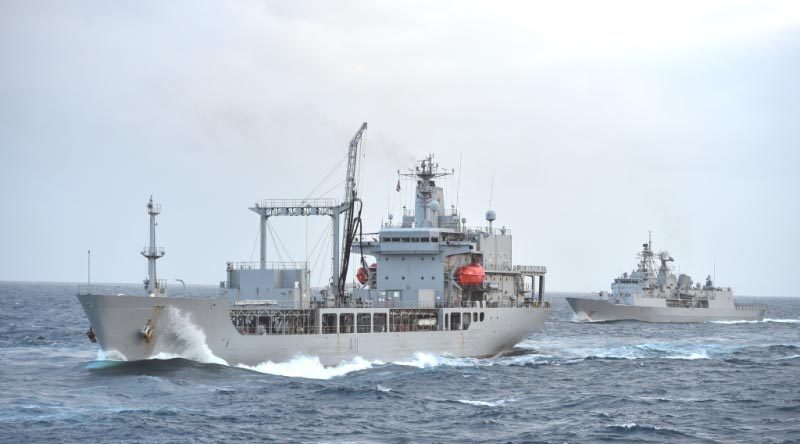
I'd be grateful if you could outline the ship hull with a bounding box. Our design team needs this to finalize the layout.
[566,297,765,323]
[78,293,551,367]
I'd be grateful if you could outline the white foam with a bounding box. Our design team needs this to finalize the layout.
[457,398,513,407]
[376,384,392,392]
[394,352,453,368]
[150,307,228,365]
[239,355,379,380]
[612,422,662,430]
[535,341,723,361]
[96,349,127,361]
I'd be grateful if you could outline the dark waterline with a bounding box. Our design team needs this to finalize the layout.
[1,282,798,443]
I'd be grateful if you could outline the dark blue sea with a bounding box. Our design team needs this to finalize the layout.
[1,282,798,443]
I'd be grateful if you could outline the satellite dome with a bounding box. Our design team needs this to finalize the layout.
[485,209,496,222]
[428,200,441,213]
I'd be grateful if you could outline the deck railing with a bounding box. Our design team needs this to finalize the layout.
[226,261,309,270]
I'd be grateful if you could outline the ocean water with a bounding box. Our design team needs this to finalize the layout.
[1,282,798,443]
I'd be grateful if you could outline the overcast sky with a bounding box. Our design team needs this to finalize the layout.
[1,1,799,296]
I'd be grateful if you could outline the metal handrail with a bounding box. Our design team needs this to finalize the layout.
[254,198,339,209]
[226,261,309,270]
[141,246,165,256]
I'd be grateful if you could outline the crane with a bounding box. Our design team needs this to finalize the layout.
[336,122,368,300]
[250,122,367,306]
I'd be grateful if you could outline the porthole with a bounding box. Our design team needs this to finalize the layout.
[401,257,405,261]
[402,276,405,280]
[420,257,424,261]
[385,276,389,280]
[431,276,435,280]
[421,276,425,280]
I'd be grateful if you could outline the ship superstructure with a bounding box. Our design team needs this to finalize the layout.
[77,124,551,366]
[567,235,766,322]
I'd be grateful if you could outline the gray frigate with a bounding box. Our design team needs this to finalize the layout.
[77,123,551,366]
[567,235,765,322]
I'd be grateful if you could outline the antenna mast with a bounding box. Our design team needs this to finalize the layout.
[141,196,166,297]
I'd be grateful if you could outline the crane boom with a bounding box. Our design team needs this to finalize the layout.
[336,122,368,300]
[343,122,368,205]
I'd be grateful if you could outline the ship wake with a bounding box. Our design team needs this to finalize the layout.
[238,356,381,380]
[710,318,800,324]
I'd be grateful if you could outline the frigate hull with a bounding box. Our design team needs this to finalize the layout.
[78,293,551,367]
[566,297,765,323]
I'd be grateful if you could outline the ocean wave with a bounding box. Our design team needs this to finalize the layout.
[457,398,514,407]
[517,339,759,361]
[238,355,380,380]
[393,352,476,368]
[558,342,723,361]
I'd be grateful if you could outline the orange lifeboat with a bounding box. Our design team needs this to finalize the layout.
[455,263,485,286]
[356,267,368,284]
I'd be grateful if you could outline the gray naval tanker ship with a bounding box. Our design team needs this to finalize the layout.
[567,235,766,322]
[77,123,551,366]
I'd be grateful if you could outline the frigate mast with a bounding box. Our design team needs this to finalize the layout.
[141,196,166,296]
[637,231,655,273]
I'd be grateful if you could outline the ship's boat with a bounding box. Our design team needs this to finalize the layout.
[455,263,485,286]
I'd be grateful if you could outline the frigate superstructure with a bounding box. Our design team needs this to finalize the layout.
[77,124,551,366]
[567,235,765,322]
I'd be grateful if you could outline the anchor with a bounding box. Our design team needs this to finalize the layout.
[86,326,97,343]
[138,319,154,343]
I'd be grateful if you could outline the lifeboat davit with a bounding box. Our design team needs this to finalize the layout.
[356,267,368,285]
[455,263,485,286]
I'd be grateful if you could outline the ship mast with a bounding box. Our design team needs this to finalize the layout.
[141,196,165,296]
[637,231,654,274]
